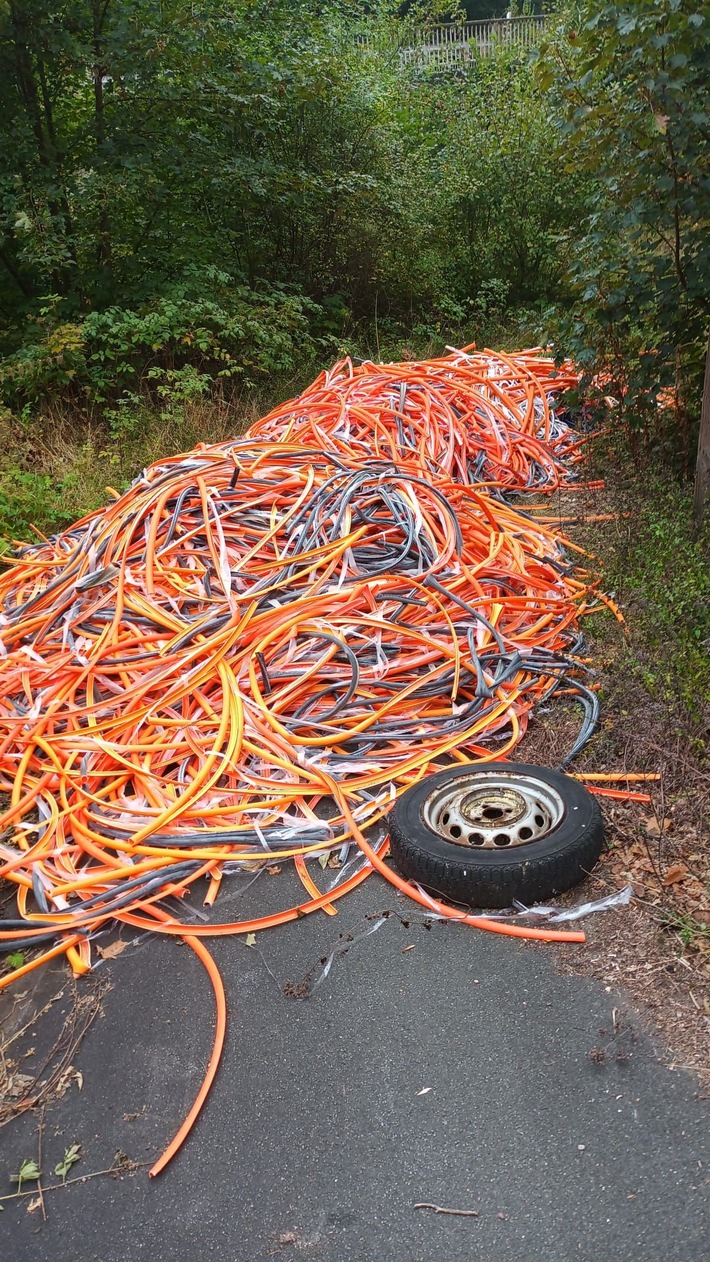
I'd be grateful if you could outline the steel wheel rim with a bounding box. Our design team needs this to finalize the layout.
[421,772,565,849]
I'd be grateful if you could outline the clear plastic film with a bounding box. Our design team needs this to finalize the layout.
[411,883,634,924]
[510,884,633,922]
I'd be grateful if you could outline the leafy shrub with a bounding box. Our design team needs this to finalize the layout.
[0,273,326,407]
[537,1,710,460]
[0,468,72,544]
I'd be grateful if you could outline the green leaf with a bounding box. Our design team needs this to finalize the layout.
[13,1159,40,1191]
[54,1144,81,1183]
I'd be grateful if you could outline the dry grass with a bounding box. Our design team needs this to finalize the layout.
[0,377,305,543]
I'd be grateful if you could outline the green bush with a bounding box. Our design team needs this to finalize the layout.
[0,274,326,407]
[0,468,72,544]
[0,1,582,406]
[537,1,710,461]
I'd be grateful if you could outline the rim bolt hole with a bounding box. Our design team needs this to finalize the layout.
[450,824,462,839]
[518,826,533,840]
[493,833,511,847]
[534,814,545,827]
[469,832,484,845]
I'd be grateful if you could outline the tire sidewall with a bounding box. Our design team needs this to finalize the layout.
[389,762,600,871]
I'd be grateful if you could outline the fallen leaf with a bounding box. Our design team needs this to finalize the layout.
[326,855,341,869]
[663,863,687,886]
[417,1087,432,1096]
[402,945,415,953]
[642,816,672,837]
[74,1070,83,1092]
[26,1197,42,1214]
[13,1159,40,1185]
[96,940,128,960]
[266,864,282,876]
[54,1143,82,1181]
[6,1072,34,1098]
[245,932,257,947]
[654,113,670,133]
[318,853,329,870]
[52,1065,77,1101]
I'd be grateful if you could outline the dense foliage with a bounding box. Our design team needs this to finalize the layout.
[538,0,710,459]
[0,2,391,393]
[0,0,707,456]
[0,1,584,407]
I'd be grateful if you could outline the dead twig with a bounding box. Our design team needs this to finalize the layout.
[36,1105,47,1222]
[0,981,105,1129]
[1,988,67,1053]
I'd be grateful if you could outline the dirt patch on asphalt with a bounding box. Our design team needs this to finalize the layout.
[552,898,709,1084]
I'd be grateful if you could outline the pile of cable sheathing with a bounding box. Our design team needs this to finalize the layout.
[0,347,599,1173]
[250,349,583,491]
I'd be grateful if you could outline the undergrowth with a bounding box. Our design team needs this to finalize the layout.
[598,458,710,750]
[0,379,299,546]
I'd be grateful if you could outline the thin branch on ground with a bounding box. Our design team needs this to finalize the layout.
[0,1154,148,1206]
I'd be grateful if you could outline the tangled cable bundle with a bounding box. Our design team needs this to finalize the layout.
[0,347,603,1174]
[250,348,583,492]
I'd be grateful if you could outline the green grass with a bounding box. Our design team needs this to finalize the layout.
[602,466,710,740]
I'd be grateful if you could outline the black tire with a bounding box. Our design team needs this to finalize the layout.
[388,762,604,909]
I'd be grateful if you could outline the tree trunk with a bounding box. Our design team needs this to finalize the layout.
[93,0,113,274]
[693,331,710,527]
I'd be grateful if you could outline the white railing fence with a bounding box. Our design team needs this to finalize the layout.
[359,16,550,66]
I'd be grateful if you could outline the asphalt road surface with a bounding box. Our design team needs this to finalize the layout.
[1,876,708,1261]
